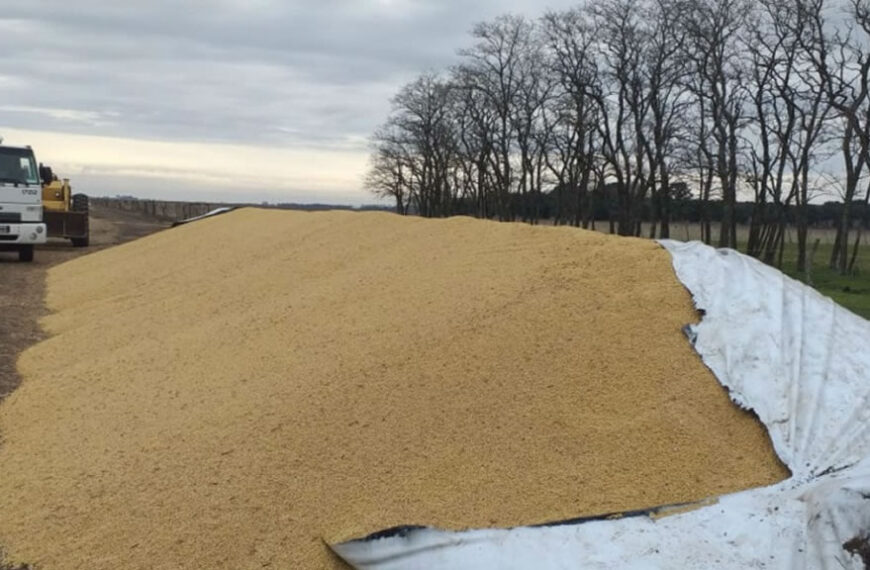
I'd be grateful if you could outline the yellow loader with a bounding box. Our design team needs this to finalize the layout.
[39,164,89,247]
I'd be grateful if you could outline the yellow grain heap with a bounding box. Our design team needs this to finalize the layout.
[0,209,787,569]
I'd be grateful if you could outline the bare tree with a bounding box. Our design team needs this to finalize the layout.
[743,0,833,268]
[682,0,750,249]
[677,68,719,245]
[510,26,555,223]
[450,66,499,218]
[365,125,411,215]
[587,0,652,236]
[744,0,797,263]
[458,15,537,221]
[365,0,858,258]
[802,0,870,273]
[541,7,600,227]
[788,0,835,271]
[640,0,692,239]
[367,73,458,218]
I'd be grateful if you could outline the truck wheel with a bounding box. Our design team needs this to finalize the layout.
[72,193,89,212]
[71,193,90,247]
[18,245,34,262]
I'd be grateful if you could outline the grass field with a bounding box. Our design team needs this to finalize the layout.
[779,242,870,320]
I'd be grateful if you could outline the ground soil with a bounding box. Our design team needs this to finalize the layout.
[0,205,167,403]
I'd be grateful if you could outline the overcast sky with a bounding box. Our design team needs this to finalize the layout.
[0,1,576,204]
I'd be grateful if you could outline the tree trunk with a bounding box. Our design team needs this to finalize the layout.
[848,226,862,274]
[805,238,820,286]
[648,190,660,239]
[659,179,671,239]
[834,197,853,274]
[617,185,633,236]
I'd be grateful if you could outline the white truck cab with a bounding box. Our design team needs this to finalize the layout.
[0,141,47,262]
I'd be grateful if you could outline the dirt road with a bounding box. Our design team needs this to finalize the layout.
[0,205,167,402]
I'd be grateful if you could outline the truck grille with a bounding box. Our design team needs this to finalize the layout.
[0,213,22,223]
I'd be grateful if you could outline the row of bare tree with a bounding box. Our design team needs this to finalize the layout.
[365,0,870,273]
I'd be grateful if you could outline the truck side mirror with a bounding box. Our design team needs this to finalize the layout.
[39,164,54,185]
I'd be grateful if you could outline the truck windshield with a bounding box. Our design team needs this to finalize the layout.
[0,147,39,185]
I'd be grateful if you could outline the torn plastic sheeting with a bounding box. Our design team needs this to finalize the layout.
[170,207,235,227]
[664,240,870,480]
[330,240,870,569]
[333,467,868,569]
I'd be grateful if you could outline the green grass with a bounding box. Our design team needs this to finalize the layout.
[769,242,870,320]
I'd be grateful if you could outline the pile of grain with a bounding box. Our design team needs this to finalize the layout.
[0,209,787,569]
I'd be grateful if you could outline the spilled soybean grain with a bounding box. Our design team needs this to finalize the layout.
[0,209,788,569]
[0,205,166,402]
[0,205,166,570]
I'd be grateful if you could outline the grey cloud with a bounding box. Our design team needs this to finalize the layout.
[0,0,576,192]
[74,172,377,207]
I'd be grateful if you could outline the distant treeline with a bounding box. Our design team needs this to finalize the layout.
[428,188,870,230]
[366,0,870,275]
